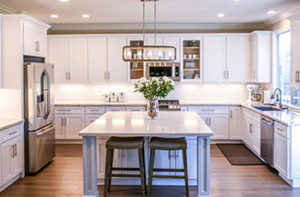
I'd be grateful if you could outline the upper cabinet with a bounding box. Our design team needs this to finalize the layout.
[23,18,49,57]
[48,36,88,83]
[203,34,249,83]
[289,13,300,87]
[249,31,271,83]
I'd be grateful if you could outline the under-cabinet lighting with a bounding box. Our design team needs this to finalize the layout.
[82,14,90,18]
[267,10,276,15]
[217,13,225,18]
[51,14,59,18]
[59,0,69,2]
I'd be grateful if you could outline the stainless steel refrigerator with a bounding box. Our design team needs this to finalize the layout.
[24,61,55,174]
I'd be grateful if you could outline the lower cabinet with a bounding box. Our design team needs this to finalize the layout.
[229,106,241,140]
[0,124,23,192]
[188,106,229,140]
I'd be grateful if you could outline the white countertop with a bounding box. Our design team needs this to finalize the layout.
[79,111,213,137]
[0,119,23,131]
[55,101,146,106]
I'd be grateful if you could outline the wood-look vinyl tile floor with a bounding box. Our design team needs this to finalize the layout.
[1,144,300,197]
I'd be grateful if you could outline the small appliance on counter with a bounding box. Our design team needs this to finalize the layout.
[247,84,262,103]
[104,92,127,103]
[158,100,181,111]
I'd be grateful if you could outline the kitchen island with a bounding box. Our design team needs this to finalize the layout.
[79,111,213,197]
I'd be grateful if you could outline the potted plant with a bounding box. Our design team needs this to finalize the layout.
[134,76,174,119]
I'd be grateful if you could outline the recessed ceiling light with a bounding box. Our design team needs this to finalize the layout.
[217,13,225,18]
[82,14,90,18]
[267,10,276,15]
[51,14,59,18]
[59,0,69,2]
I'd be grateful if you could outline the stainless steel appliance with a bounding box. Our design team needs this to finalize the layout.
[146,62,180,81]
[158,100,181,111]
[24,58,55,174]
[260,116,274,166]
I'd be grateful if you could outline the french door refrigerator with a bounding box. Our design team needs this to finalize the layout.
[24,61,55,174]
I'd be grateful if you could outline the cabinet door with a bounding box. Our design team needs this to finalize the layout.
[243,119,252,147]
[85,114,103,127]
[226,36,249,82]
[55,115,65,139]
[12,136,23,177]
[274,133,288,177]
[163,35,180,61]
[203,36,226,82]
[1,139,13,185]
[35,27,47,57]
[23,22,35,56]
[209,114,229,139]
[107,37,127,82]
[229,107,241,140]
[65,114,84,139]
[251,120,261,155]
[69,38,88,83]
[291,21,300,86]
[88,37,107,83]
[48,38,69,83]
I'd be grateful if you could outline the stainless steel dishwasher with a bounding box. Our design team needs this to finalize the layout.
[261,116,274,166]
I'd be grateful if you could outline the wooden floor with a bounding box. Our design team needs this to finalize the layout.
[1,144,300,197]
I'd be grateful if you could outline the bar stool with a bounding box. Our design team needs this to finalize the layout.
[104,136,146,197]
[147,137,189,197]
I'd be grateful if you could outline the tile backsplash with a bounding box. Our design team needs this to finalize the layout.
[55,82,248,104]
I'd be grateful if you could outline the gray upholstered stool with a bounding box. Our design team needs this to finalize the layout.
[104,136,146,197]
[148,137,189,197]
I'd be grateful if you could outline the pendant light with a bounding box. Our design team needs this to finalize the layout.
[123,0,176,62]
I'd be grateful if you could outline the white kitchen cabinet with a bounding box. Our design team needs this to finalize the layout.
[23,19,48,57]
[226,36,249,82]
[229,106,241,140]
[107,37,127,82]
[68,38,88,82]
[48,38,69,83]
[188,106,229,140]
[55,107,85,140]
[0,126,23,189]
[249,31,271,83]
[274,132,289,177]
[106,106,126,111]
[85,106,106,127]
[162,35,181,62]
[88,37,107,83]
[125,106,145,111]
[203,36,226,82]
[48,36,88,83]
[288,14,300,87]
[243,108,261,155]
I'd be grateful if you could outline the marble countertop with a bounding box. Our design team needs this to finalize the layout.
[0,119,24,131]
[79,111,213,137]
[55,101,146,106]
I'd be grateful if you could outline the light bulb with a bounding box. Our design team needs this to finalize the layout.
[158,50,163,59]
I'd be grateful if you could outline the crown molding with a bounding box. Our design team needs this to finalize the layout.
[0,3,17,14]
[263,5,300,27]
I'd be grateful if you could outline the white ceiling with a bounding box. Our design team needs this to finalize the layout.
[0,0,299,25]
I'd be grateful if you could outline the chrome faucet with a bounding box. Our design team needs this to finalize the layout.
[273,88,282,108]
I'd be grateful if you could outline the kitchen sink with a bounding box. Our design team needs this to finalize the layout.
[253,106,282,111]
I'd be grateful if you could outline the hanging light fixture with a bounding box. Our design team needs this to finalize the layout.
[123,0,176,62]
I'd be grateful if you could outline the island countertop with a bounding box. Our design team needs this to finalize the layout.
[79,111,213,137]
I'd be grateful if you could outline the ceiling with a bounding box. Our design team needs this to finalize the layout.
[0,0,299,25]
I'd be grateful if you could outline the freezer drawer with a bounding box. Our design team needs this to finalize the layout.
[27,123,56,174]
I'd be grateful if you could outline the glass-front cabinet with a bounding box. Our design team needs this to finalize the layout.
[182,38,202,81]
[128,40,145,80]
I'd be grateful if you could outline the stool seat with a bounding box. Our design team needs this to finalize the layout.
[106,136,144,149]
[150,137,187,150]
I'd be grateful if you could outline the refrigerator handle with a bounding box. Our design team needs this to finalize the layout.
[41,70,51,119]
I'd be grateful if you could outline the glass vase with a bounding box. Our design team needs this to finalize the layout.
[147,99,159,119]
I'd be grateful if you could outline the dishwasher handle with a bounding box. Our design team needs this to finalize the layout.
[261,116,274,126]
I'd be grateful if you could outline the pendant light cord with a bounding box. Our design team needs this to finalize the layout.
[154,0,157,46]
[143,0,145,44]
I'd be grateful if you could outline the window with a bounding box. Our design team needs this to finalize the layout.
[276,31,291,104]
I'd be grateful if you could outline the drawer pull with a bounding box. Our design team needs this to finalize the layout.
[201,110,215,112]
[57,110,71,112]
[90,110,100,112]
[276,128,284,131]
[9,131,18,135]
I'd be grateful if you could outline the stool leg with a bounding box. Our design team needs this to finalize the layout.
[138,148,146,197]
[104,148,112,197]
[142,147,147,194]
[183,149,189,197]
[147,149,155,197]
[108,149,114,192]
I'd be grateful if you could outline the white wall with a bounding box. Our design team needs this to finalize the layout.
[55,83,248,104]
[0,89,22,119]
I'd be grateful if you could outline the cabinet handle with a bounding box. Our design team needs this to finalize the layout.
[249,124,252,133]
[14,144,17,157]
[35,41,40,52]
[298,71,300,83]
[9,131,17,135]
[168,150,171,159]
[223,70,226,79]
[230,110,233,119]
[276,128,284,131]
[201,109,215,112]
[107,72,110,80]
[64,118,67,127]
[57,109,71,112]
[11,145,14,158]
[66,72,68,80]
[209,118,211,126]
[227,70,229,79]
[90,110,99,112]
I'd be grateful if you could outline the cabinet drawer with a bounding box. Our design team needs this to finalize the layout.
[274,122,288,138]
[55,107,84,114]
[125,106,145,111]
[85,107,106,114]
[106,106,126,111]
[188,106,228,114]
[0,125,20,144]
